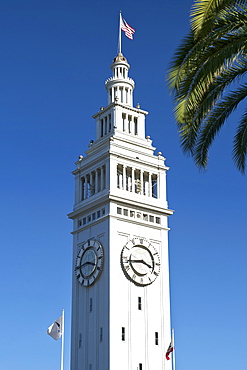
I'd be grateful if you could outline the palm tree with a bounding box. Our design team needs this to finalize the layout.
[168,0,247,173]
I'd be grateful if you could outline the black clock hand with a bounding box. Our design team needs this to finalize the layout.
[141,260,152,269]
[128,259,152,269]
[75,261,95,269]
[82,261,95,267]
[128,259,143,263]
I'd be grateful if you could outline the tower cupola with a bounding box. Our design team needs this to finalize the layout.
[105,52,135,106]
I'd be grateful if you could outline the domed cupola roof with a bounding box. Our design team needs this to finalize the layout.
[111,52,130,68]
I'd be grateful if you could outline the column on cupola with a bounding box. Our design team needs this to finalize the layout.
[131,167,134,192]
[158,161,168,206]
[99,167,103,192]
[140,169,144,195]
[126,167,131,191]
[114,104,123,132]
[110,158,117,191]
[122,164,126,191]
[84,176,88,199]
[95,169,99,194]
[89,172,93,196]
[143,171,149,196]
[105,160,110,189]
[148,173,152,197]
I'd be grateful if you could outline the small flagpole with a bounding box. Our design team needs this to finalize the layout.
[60,309,65,370]
[118,11,122,54]
[172,328,176,370]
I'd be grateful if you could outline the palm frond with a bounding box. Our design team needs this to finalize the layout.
[168,0,247,171]
[233,111,247,173]
[170,16,247,116]
[193,84,247,167]
[184,35,247,120]
[191,0,226,34]
[190,0,247,36]
[192,60,247,130]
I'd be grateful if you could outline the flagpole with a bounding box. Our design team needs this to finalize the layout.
[118,11,122,54]
[61,309,65,370]
[172,328,176,370]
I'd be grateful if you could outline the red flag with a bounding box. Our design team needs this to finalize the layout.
[165,341,174,360]
[120,14,135,40]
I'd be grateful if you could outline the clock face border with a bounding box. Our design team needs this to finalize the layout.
[121,237,160,286]
[75,239,104,287]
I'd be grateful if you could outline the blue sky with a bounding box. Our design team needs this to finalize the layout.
[1,1,247,369]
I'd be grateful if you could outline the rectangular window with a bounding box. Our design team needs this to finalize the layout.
[152,174,158,198]
[139,364,143,370]
[97,210,101,218]
[156,217,161,224]
[79,333,82,348]
[122,113,126,131]
[117,164,123,189]
[155,332,159,345]
[101,119,104,137]
[149,215,154,223]
[102,165,106,190]
[102,208,105,215]
[108,114,112,132]
[122,327,125,341]
[87,215,91,223]
[117,207,122,215]
[81,177,85,200]
[92,213,96,221]
[89,298,93,312]
[138,297,142,310]
[83,217,86,225]
[143,214,148,221]
[128,115,131,133]
[104,116,107,135]
[134,117,138,135]
[123,209,128,216]
[120,87,123,103]
[78,219,82,227]
[100,327,103,342]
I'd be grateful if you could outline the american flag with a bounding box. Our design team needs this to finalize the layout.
[120,14,135,40]
[165,340,174,360]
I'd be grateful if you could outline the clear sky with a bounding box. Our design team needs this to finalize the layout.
[1,1,247,369]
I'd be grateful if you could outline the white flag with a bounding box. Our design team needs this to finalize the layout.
[47,316,63,340]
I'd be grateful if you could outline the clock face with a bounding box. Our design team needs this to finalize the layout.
[75,239,104,286]
[121,237,160,286]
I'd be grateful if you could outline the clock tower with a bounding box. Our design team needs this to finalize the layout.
[68,52,173,370]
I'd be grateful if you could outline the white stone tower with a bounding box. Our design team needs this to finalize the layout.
[69,52,173,370]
